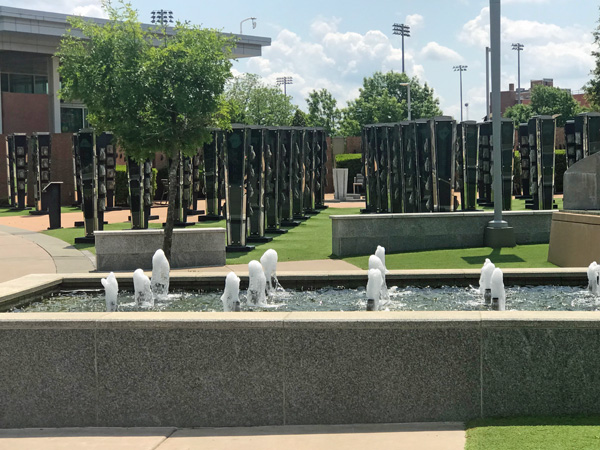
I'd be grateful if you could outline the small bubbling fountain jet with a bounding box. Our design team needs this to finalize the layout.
[221,272,241,312]
[101,272,118,312]
[490,267,506,311]
[151,249,170,301]
[479,259,496,305]
[368,254,389,300]
[133,269,154,308]
[588,262,600,295]
[375,245,389,274]
[260,249,282,294]
[247,260,267,307]
[366,268,383,311]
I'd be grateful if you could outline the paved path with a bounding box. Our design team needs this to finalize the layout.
[0,423,466,449]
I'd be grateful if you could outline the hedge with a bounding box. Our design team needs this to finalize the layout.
[512,149,566,195]
[115,165,157,206]
[335,153,363,192]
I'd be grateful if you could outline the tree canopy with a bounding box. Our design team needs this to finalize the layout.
[338,71,443,136]
[585,10,600,111]
[504,85,583,127]
[306,88,341,136]
[225,73,296,126]
[57,1,234,259]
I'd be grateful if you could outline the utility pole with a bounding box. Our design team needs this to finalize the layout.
[276,76,293,95]
[453,65,468,122]
[512,43,524,104]
[392,23,411,73]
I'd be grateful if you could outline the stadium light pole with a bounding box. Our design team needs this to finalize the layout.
[151,9,173,26]
[276,76,293,95]
[453,65,468,122]
[392,23,411,73]
[512,43,524,104]
[399,82,411,120]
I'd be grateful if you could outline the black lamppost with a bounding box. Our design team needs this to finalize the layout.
[392,23,410,73]
[453,65,468,122]
[512,43,524,104]
[276,76,293,95]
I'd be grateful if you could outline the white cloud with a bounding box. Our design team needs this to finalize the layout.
[420,42,463,62]
[405,14,424,29]
[2,0,108,18]
[239,18,422,109]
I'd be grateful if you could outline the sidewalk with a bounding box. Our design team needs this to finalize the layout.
[0,423,465,449]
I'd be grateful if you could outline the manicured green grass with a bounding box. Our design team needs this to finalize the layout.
[0,206,81,216]
[226,208,361,265]
[343,244,556,270]
[481,197,563,211]
[466,416,600,450]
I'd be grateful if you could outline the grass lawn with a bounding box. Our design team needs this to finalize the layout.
[466,416,600,450]
[42,206,557,269]
[0,206,81,216]
[480,197,563,211]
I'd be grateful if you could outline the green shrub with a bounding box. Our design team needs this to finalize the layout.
[513,150,522,195]
[114,164,157,206]
[335,153,363,192]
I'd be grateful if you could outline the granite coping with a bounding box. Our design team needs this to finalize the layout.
[330,210,553,220]
[3,311,600,330]
[552,211,600,225]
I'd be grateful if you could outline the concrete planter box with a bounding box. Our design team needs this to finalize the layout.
[95,228,226,271]
[332,210,553,257]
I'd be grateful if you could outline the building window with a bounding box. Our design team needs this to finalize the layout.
[61,107,89,133]
[34,75,48,94]
[9,74,34,93]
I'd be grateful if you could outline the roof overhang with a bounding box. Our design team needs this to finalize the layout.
[0,6,271,58]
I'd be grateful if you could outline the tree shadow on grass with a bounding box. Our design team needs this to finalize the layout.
[462,248,525,265]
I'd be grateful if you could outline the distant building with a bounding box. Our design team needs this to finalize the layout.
[0,6,271,135]
[498,78,589,115]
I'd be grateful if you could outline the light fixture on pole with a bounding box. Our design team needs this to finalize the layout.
[392,23,410,74]
[276,76,293,95]
[240,17,257,34]
[512,43,524,104]
[399,82,411,120]
[151,9,174,26]
[453,65,468,122]
[465,102,469,121]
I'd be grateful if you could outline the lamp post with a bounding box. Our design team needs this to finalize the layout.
[399,82,411,120]
[392,23,410,74]
[151,9,173,26]
[465,102,469,121]
[276,76,293,95]
[453,65,468,122]
[512,43,524,104]
[240,17,257,34]
[485,46,491,120]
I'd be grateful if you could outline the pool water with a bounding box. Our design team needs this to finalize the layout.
[11,285,600,312]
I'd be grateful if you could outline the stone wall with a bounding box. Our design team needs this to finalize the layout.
[332,210,553,257]
[1,310,600,428]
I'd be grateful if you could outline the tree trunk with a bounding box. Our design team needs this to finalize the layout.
[162,148,180,262]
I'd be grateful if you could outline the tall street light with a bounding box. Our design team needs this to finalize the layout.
[392,23,410,73]
[276,76,293,95]
[399,82,411,120]
[512,43,524,104]
[151,10,173,26]
[465,103,469,121]
[453,65,468,122]
[240,17,257,34]
[485,46,491,120]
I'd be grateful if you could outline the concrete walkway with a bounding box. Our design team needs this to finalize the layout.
[0,423,466,449]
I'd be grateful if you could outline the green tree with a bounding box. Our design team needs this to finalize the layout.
[530,84,582,127]
[57,1,234,260]
[225,73,296,125]
[291,108,307,126]
[585,10,600,110]
[306,88,341,135]
[338,71,443,136]
[504,103,533,125]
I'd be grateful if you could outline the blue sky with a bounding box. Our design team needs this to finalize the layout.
[6,0,599,122]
